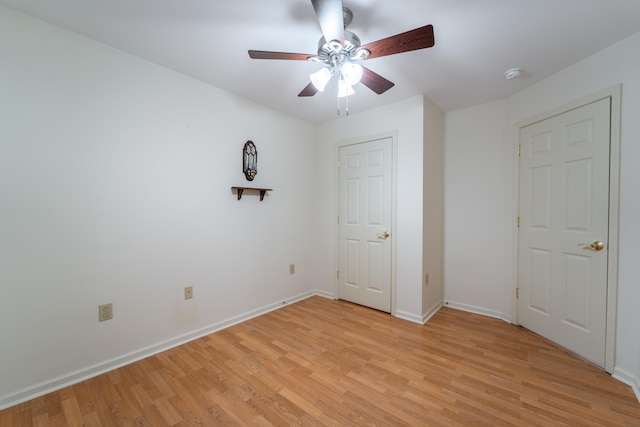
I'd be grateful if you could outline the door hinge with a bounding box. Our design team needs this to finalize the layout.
[517,145,521,156]
[337,216,340,224]
[337,160,340,168]
[517,216,520,228]
[516,288,519,299]
[337,270,340,279]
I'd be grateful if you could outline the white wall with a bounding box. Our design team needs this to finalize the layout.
[0,6,317,408]
[444,32,640,398]
[444,100,513,320]
[315,97,426,320]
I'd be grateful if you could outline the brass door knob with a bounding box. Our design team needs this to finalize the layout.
[377,231,390,239]
[578,241,604,251]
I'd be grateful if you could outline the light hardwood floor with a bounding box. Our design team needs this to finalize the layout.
[2,296,640,426]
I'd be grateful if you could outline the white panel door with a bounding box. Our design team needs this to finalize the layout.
[518,97,610,367]
[338,137,392,312]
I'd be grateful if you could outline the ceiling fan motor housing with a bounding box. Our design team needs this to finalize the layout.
[317,30,361,57]
[313,7,369,67]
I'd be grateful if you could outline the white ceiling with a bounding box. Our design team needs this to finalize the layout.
[3,0,640,124]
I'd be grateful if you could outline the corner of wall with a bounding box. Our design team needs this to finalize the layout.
[613,367,640,405]
[422,95,445,318]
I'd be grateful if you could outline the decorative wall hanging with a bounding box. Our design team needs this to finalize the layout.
[243,140,258,181]
[233,140,272,201]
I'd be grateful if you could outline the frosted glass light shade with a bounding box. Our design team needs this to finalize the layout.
[310,68,331,91]
[338,79,355,98]
[341,62,363,86]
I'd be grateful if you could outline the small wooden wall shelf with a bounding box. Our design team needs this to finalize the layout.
[231,187,272,201]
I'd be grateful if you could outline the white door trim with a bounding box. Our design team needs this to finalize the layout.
[512,86,621,373]
[333,132,398,315]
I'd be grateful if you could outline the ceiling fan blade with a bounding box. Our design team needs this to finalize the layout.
[361,25,435,59]
[248,50,314,61]
[298,82,319,97]
[360,66,395,94]
[311,0,344,45]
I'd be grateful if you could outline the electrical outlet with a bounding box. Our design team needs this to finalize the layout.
[184,286,193,300]
[289,264,295,275]
[99,303,113,322]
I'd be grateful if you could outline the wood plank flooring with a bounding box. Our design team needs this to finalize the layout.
[2,296,640,426]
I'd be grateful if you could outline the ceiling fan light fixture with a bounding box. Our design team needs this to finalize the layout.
[341,62,363,86]
[354,48,370,60]
[338,79,355,98]
[310,67,332,91]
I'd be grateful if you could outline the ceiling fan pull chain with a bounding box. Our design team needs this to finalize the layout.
[345,93,349,116]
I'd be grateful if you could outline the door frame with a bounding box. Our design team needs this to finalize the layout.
[512,86,621,373]
[334,132,398,315]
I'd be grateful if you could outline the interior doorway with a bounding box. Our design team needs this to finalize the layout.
[516,88,620,372]
[337,136,394,313]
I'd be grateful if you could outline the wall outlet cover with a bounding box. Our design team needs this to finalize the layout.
[99,303,113,322]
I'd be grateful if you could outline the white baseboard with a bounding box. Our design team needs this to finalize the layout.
[394,310,424,324]
[313,289,336,300]
[422,300,444,324]
[444,300,511,323]
[613,367,640,404]
[0,290,320,411]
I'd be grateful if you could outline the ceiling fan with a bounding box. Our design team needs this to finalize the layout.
[248,0,435,100]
